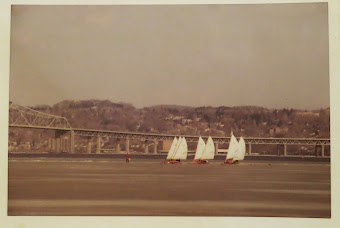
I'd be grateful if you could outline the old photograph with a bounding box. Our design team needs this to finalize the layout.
[7,3,331,218]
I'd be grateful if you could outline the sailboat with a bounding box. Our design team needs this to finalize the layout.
[170,137,188,164]
[189,137,206,164]
[161,137,178,164]
[233,137,246,163]
[199,136,215,164]
[162,137,188,164]
[190,136,215,164]
[223,134,240,164]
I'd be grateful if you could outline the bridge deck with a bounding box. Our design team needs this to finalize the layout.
[9,124,330,145]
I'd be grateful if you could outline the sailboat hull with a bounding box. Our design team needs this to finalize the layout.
[221,159,239,165]
[188,160,209,164]
[161,160,182,164]
[169,160,181,164]
[188,160,200,164]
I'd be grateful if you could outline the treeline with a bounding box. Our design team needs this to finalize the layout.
[23,99,330,139]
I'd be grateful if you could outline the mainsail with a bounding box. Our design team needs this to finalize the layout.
[235,137,246,161]
[226,134,239,160]
[166,137,178,160]
[201,136,215,160]
[172,137,188,160]
[171,137,182,159]
[194,137,206,160]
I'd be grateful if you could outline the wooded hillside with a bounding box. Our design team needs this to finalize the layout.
[26,99,330,138]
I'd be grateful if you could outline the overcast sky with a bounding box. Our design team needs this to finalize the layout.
[9,3,329,109]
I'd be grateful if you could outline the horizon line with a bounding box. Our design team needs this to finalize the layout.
[9,99,330,111]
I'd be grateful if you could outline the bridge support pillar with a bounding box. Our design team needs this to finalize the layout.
[64,138,67,152]
[48,138,52,151]
[52,138,56,152]
[215,143,219,154]
[153,140,158,154]
[321,145,325,157]
[248,143,252,155]
[87,141,92,154]
[96,135,101,154]
[284,144,287,156]
[144,141,149,154]
[125,138,130,153]
[65,138,69,152]
[70,130,75,154]
[65,138,69,153]
[116,142,121,153]
[59,138,63,153]
[60,138,64,152]
[56,138,61,153]
[62,138,66,152]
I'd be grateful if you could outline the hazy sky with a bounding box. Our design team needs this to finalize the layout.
[9,3,329,109]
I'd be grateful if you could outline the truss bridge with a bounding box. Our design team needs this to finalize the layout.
[9,102,72,130]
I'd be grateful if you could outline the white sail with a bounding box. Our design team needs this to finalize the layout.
[201,136,215,160]
[226,134,239,160]
[171,137,182,159]
[173,137,188,160]
[166,137,178,160]
[237,137,246,161]
[194,137,206,160]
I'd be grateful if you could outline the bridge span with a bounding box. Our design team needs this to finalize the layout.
[8,101,330,157]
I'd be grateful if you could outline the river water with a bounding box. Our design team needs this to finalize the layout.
[8,158,331,217]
